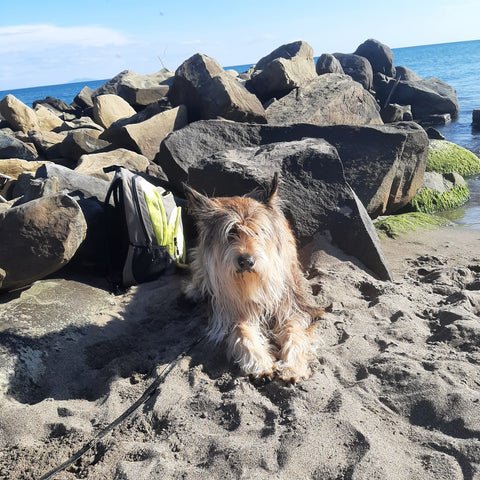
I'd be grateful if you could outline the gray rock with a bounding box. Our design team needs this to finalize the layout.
[395,66,423,82]
[332,53,374,90]
[0,131,37,160]
[158,120,428,220]
[186,139,392,280]
[473,109,480,127]
[0,194,87,291]
[390,77,459,119]
[354,39,395,77]
[315,54,344,75]
[93,69,174,108]
[380,103,413,123]
[265,73,382,126]
[73,86,94,109]
[168,53,267,123]
[35,163,110,202]
[246,40,317,102]
[58,130,112,162]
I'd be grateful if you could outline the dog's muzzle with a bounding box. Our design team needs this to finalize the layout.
[237,254,256,272]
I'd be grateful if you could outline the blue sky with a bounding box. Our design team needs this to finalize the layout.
[0,0,479,90]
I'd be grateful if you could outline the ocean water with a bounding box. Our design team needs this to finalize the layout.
[1,40,479,226]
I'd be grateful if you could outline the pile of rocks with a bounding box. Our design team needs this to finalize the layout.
[0,38,460,290]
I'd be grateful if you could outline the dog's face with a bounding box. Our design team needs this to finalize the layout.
[184,175,291,296]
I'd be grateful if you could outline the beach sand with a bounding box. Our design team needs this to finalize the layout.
[0,225,479,479]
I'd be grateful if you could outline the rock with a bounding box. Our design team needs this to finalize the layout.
[158,120,428,219]
[168,53,267,123]
[315,54,344,75]
[35,163,110,202]
[246,40,317,102]
[0,131,37,161]
[380,103,413,123]
[33,105,63,131]
[425,127,445,140]
[407,171,469,213]
[389,77,459,119]
[104,106,188,161]
[427,139,480,175]
[420,114,452,126]
[58,130,112,162]
[0,194,87,291]
[395,66,423,82]
[332,53,374,90]
[93,69,174,108]
[32,97,78,115]
[265,73,382,126]
[73,86,94,109]
[0,95,39,133]
[473,109,480,127]
[0,159,51,200]
[75,149,150,181]
[186,138,392,281]
[354,39,395,77]
[28,130,66,158]
[0,159,49,184]
[93,94,137,129]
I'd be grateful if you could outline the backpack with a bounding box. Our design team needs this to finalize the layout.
[104,167,185,289]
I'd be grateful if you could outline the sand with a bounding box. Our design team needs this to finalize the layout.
[0,225,479,479]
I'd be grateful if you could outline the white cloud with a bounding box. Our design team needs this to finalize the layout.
[0,24,131,53]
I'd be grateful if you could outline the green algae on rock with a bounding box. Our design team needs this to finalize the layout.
[375,212,450,238]
[427,139,480,175]
[409,183,470,213]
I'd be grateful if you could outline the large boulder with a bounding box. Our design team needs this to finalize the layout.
[354,39,395,77]
[332,53,374,90]
[158,120,427,219]
[93,69,174,108]
[0,194,87,291]
[265,73,382,126]
[0,95,39,133]
[93,94,136,129]
[246,41,317,102]
[0,131,37,161]
[186,139,392,280]
[389,77,459,119]
[168,53,267,123]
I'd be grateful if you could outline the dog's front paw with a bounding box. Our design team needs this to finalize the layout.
[275,360,311,384]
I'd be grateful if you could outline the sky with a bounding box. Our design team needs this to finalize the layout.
[0,0,479,91]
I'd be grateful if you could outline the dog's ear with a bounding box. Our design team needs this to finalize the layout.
[183,184,216,213]
[263,172,279,206]
[246,173,280,205]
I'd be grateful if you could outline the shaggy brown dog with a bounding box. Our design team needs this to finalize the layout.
[184,175,323,382]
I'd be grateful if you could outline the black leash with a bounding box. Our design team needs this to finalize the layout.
[38,334,205,480]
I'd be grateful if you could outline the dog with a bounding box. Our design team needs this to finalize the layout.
[183,174,323,383]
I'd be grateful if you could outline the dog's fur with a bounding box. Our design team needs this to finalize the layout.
[184,175,323,382]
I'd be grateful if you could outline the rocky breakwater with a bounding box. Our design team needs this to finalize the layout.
[0,37,452,290]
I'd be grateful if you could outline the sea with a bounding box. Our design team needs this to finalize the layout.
[0,40,479,227]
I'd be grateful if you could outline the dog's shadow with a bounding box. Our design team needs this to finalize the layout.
[0,269,212,405]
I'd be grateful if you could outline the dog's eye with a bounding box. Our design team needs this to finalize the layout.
[228,225,239,240]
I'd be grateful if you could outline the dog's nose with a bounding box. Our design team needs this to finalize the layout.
[237,254,255,271]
